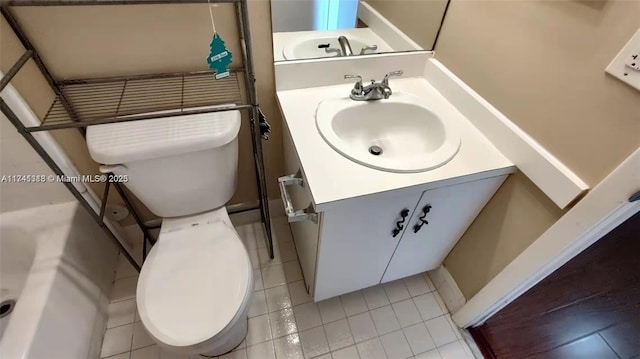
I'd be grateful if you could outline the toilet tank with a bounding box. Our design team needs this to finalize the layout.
[86,108,241,218]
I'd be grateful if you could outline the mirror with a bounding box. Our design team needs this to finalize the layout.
[271,0,450,61]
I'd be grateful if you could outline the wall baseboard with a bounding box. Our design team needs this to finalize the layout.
[428,265,467,313]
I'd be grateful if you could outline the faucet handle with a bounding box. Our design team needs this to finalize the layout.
[382,70,403,86]
[325,48,342,56]
[344,74,364,95]
[359,45,378,55]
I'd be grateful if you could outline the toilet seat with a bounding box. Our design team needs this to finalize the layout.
[136,214,252,350]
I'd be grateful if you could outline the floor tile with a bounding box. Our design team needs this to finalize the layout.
[105,353,130,359]
[247,341,276,359]
[413,294,444,322]
[424,316,457,347]
[248,249,260,269]
[380,330,412,359]
[259,244,281,267]
[158,347,190,359]
[247,314,272,346]
[238,224,259,251]
[111,276,138,302]
[116,254,139,280]
[288,280,312,306]
[249,290,269,318]
[414,349,442,359]
[132,321,155,350]
[444,315,462,340]
[371,305,401,335]
[130,345,159,359]
[324,318,355,351]
[293,302,322,331]
[403,275,431,297]
[403,323,436,355]
[269,308,298,338]
[273,333,304,359]
[383,280,411,303]
[348,312,378,343]
[340,291,368,317]
[299,326,330,358]
[253,268,264,291]
[265,285,292,312]
[283,260,303,283]
[363,285,390,310]
[219,348,247,359]
[101,323,133,358]
[262,264,287,289]
[437,340,473,359]
[107,298,137,329]
[432,291,448,314]
[332,345,360,359]
[392,299,422,328]
[423,273,436,292]
[318,296,346,324]
[314,355,332,359]
[356,338,387,359]
[277,241,298,263]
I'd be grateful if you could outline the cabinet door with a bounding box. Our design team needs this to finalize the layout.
[381,176,508,283]
[314,188,419,301]
[282,121,321,295]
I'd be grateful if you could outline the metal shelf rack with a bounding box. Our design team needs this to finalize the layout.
[0,0,273,272]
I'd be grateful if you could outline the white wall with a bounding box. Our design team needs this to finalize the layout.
[0,115,72,213]
[271,0,358,32]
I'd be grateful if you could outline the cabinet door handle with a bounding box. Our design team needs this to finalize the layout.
[392,209,410,237]
[413,205,432,233]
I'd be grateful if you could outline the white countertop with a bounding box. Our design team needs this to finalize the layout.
[276,77,515,211]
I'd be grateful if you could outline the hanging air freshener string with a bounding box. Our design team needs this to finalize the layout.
[208,1,217,34]
[206,0,232,79]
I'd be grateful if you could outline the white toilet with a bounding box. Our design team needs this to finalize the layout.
[86,108,254,357]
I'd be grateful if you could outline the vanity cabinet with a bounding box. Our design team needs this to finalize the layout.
[280,122,507,301]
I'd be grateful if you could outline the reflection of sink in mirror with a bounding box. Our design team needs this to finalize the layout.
[316,92,461,173]
[273,29,393,62]
[283,36,372,60]
[270,0,450,62]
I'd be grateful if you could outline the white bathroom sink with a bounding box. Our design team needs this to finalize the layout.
[315,92,461,173]
[283,36,373,60]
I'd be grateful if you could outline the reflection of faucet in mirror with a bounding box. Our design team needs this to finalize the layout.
[338,36,354,56]
[271,0,451,61]
[359,45,378,55]
[344,70,403,101]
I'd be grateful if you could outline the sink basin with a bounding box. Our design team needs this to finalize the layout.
[283,36,374,60]
[315,93,461,173]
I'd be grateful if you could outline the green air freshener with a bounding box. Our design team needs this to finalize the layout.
[207,33,232,79]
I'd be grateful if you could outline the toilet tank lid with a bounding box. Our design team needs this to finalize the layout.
[86,105,241,165]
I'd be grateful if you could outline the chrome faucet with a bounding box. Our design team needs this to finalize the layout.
[344,70,403,101]
[338,36,353,56]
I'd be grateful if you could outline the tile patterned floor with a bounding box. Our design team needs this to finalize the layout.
[101,217,476,359]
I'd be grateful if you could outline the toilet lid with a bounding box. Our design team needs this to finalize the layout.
[136,220,251,347]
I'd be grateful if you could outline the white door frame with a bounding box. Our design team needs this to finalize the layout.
[452,148,640,328]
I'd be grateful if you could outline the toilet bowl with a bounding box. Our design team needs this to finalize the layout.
[85,106,252,356]
[136,208,253,356]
